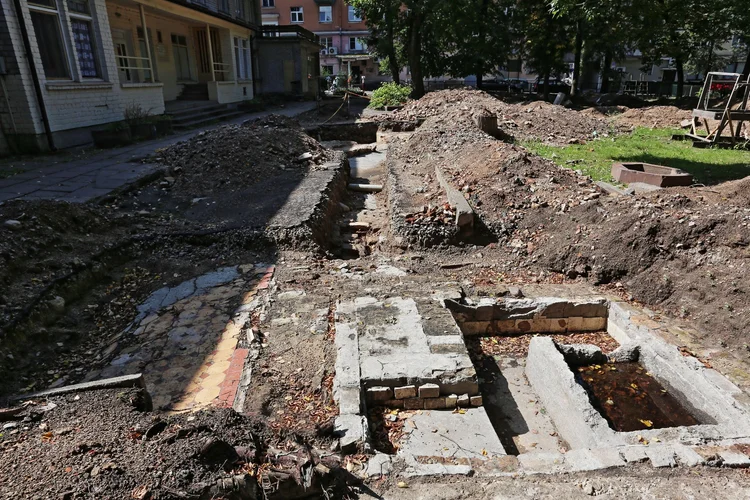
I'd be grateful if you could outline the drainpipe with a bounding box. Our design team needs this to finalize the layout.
[249,34,257,98]
[11,0,55,151]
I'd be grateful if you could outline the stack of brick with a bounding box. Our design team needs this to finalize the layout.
[365,384,482,410]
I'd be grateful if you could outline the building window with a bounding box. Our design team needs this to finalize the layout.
[234,37,250,80]
[28,8,70,79]
[348,5,361,22]
[349,37,363,51]
[319,5,332,23]
[262,0,274,6]
[171,34,191,81]
[70,18,98,77]
[320,36,333,49]
[290,6,303,23]
[218,0,229,13]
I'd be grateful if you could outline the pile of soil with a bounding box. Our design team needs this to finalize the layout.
[614,106,692,129]
[0,388,346,499]
[493,100,630,144]
[153,115,338,198]
[0,201,134,333]
[381,89,628,145]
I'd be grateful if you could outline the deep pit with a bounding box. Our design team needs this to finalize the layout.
[574,362,702,432]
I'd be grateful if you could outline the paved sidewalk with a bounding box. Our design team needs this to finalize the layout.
[0,101,317,203]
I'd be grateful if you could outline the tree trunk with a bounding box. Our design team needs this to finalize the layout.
[408,11,425,97]
[543,71,550,100]
[385,10,400,84]
[476,62,484,89]
[676,56,684,98]
[571,18,584,97]
[704,40,714,77]
[475,0,489,91]
[600,51,612,94]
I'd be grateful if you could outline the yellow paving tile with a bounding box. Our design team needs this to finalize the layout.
[193,385,221,404]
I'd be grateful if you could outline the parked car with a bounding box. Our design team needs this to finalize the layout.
[532,77,571,95]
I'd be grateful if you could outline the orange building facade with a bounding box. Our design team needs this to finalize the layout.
[260,0,382,84]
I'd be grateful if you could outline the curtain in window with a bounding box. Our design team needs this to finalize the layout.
[71,19,98,77]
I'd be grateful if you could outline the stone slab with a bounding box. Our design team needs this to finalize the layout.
[646,446,677,468]
[12,373,147,400]
[398,407,506,462]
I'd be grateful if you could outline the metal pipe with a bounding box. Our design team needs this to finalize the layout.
[139,4,154,82]
[206,24,216,82]
[11,0,55,151]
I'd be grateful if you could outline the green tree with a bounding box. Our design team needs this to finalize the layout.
[350,0,405,84]
[513,0,573,98]
[443,0,513,88]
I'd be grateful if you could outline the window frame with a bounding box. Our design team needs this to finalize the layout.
[347,5,361,22]
[27,0,73,80]
[28,0,104,81]
[233,36,251,80]
[319,36,333,50]
[290,6,303,23]
[318,5,332,23]
[262,0,274,7]
[348,37,363,52]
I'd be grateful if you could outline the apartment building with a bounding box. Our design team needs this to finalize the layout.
[259,0,380,83]
[0,0,263,152]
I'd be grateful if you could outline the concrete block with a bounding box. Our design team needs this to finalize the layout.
[445,395,458,408]
[493,320,517,334]
[581,317,607,331]
[418,383,440,399]
[335,414,367,453]
[461,321,491,336]
[365,453,393,477]
[470,395,483,407]
[336,386,362,414]
[565,449,611,471]
[14,373,147,400]
[517,452,567,474]
[384,399,404,409]
[423,397,447,410]
[566,317,584,332]
[620,446,648,463]
[608,342,640,363]
[515,319,533,333]
[475,304,495,321]
[394,385,417,399]
[557,344,607,366]
[719,450,750,468]
[646,446,677,468]
[440,379,480,397]
[548,318,569,333]
[366,386,392,402]
[404,398,422,410]
[457,394,470,407]
[589,447,627,468]
[673,444,705,467]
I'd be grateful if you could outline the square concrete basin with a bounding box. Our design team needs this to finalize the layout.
[611,162,693,188]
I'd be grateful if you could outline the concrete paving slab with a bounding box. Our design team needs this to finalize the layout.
[719,450,750,467]
[399,408,506,461]
[646,446,677,468]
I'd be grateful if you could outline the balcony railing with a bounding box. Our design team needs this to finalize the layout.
[260,25,318,44]
[116,54,155,83]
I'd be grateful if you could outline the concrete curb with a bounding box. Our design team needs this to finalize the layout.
[12,373,147,400]
[434,165,474,234]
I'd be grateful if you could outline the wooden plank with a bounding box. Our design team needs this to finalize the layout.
[693,109,722,120]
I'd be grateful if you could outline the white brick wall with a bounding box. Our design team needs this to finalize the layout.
[0,0,256,147]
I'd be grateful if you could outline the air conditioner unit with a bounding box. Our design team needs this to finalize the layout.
[328,47,338,55]
[320,49,328,56]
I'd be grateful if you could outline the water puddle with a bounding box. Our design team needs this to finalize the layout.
[574,362,701,432]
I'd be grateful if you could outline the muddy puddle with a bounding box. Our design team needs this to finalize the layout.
[575,362,701,432]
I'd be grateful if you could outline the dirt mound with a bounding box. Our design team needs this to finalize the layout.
[0,388,347,499]
[714,176,750,207]
[0,200,133,334]
[615,106,692,129]
[154,115,337,198]
[380,89,626,145]
[494,100,629,144]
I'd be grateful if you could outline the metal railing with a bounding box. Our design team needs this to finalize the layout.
[116,55,155,83]
[259,25,318,44]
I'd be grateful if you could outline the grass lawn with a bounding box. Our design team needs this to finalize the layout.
[524,127,750,186]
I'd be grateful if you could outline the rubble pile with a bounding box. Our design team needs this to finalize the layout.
[614,105,693,129]
[380,89,627,144]
[405,202,458,227]
[153,115,337,197]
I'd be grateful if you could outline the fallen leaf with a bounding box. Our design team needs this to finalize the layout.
[481,448,488,456]
[639,419,653,428]
[397,481,409,488]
